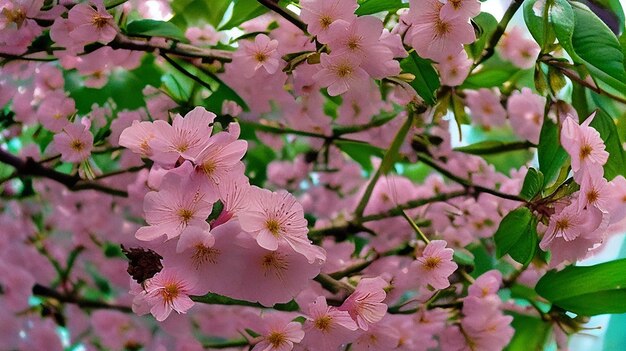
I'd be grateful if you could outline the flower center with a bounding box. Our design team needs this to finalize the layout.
[177,208,194,224]
[586,189,599,205]
[192,245,220,268]
[423,256,441,270]
[254,51,268,63]
[347,37,360,51]
[579,144,593,160]
[265,218,282,237]
[434,20,450,36]
[160,283,180,304]
[336,64,352,78]
[267,331,287,348]
[3,8,26,27]
[91,14,110,29]
[319,15,333,29]
[314,315,333,332]
[555,218,570,232]
[70,139,85,151]
[261,252,289,279]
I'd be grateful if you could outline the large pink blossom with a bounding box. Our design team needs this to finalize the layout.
[412,240,458,289]
[507,87,546,144]
[300,0,358,43]
[301,296,358,350]
[239,187,325,263]
[339,277,388,330]
[52,120,94,163]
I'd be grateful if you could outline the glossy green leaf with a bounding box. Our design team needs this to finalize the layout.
[505,313,551,351]
[454,140,533,155]
[220,0,268,30]
[170,0,230,28]
[399,52,440,105]
[523,0,548,48]
[559,3,626,97]
[126,19,187,41]
[355,0,408,15]
[520,168,544,200]
[462,55,520,89]
[336,140,385,172]
[538,119,568,185]
[536,258,626,316]
[494,207,538,266]
[470,12,498,59]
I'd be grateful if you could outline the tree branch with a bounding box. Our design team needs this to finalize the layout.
[257,0,308,34]
[32,284,132,313]
[0,149,128,197]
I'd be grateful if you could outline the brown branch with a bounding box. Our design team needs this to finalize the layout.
[0,149,128,197]
[473,0,524,67]
[32,284,132,313]
[258,0,308,34]
[108,34,233,63]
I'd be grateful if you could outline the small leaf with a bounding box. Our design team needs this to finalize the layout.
[454,140,532,155]
[520,168,544,200]
[538,119,568,185]
[336,140,385,172]
[494,207,538,266]
[453,249,475,267]
[536,258,626,316]
[469,12,498,59]
[220,0,268,30]
[355,0,408,15]
[399,52,440,105]
[126,20,187,41]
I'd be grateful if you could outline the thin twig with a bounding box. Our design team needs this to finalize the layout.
[32,284,132,313]
[257,0,308,33]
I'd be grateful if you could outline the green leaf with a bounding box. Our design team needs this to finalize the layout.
[399,52,440,105]
[505,313,551,351]
[588,109,626,180]
[470,12,498,59]
[537,119,568,185]
[519,168,544,200]
[558,3,626,97]
[462,55,520,88]
[220,0,268,30]
[126,19,187,41]
[523,0,549,48]
[454,140,532,155]
[336,140,385,172]
[549,0,575,52]
[205,82,249,114]
[536,258,626,316]
[494,207,538,266]
[170,0,230,28]
[453,248,475,267]
[355,0,408,15]
[591,0,625,31]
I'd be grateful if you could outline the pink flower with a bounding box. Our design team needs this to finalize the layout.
[67,0,117,45]
[228,237,323,306]
[412,240,457,289]
[461,296,514,350]
[468,270,502,298]
[37,92,75,132]
[499,26,540,69]
[301,296,358,350]
[436,49,472,86]
[191,131,248,196]
[53,120,94,163]
[539,200,606,265]
[561,114,608,179]
[141,268,198,321]
[300,0,358,43]
[507,87,546,144]
[119,120,159,157]
[185,24,223,46]
[252,314,305,351]
[465,88,507,127]
[405,0,476,62]
[135,165,216,241]
[150,106,216,166]
[439,0,481,20]
[313,53,370,96]
[339,277,388,330]
[233,34,281,78]
[326,16,400,78]
[578,175,611,212]
[239,187,325,263]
